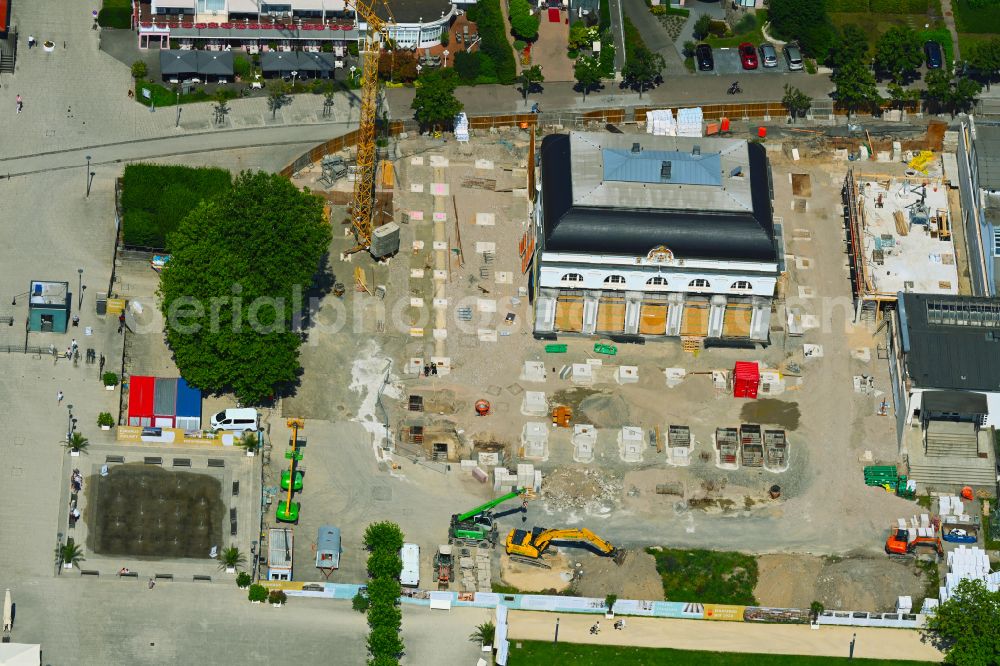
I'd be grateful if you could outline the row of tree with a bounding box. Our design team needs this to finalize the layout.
[508,0,539,43]
[359,522,406,665]
[466,0,517,85]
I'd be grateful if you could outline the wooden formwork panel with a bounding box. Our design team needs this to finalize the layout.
[723,303,753,338]
[680,302,709,337]
[596,296,626,333]
[554,294,584,332]
[639,302,668,335]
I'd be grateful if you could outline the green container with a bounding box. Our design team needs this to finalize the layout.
[545,344,568,353]
[594,343,618,356]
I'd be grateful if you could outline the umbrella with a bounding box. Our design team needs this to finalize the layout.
[260,51,298,75]
[159,50,198,78]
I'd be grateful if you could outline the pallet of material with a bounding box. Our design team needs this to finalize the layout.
[740,424,764,467]
[668,425,691,448]
[893,210,909,236]
[764,429,787,468]
[716,427,739,465]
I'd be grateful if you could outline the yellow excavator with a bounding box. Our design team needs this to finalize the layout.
[505,527,626,567]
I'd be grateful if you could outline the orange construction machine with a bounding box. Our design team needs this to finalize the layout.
[885,527,943,558]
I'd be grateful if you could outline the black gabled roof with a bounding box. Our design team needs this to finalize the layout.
[899,292,1000,391]
[538,133,777,262]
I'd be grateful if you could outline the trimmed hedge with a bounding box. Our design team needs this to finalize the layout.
[471,0,517,84]
[121,164,232,250]
[828,0,928,10]
[98,6,132,28]
[600,0,611,30]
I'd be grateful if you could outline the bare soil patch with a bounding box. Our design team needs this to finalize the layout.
[738,399,801,431]
[791,173,812,197]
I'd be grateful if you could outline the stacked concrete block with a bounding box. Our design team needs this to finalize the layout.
[516,463,535,489]
[493,467,518,492]
[572,424,597,463]
[571,363,594,386]
[520,391,548,417]
[521,422,549,461]
[615,366,639,384]
[618,426,644,463]
[664,367,686,387]
[520,361,547,383]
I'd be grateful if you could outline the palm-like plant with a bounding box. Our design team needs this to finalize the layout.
[468,621,495,646]
[59,538,85,568]
[237,432,258,452]
[64,432,89,454]
[219,545,247,572]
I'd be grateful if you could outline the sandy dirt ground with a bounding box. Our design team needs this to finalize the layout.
[498,548,666,600]
[506,610,944,662]
[755,554,930,612]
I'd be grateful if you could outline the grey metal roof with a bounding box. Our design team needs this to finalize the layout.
[160,49,199,75]
[602,148,722,187]
[540,133,776,262]
[169,27,360,39]
[922,390,989,414]
[899,292,1000,391]
[196,50,233,75]
[377,0,452,23]
[975,122,1000,191]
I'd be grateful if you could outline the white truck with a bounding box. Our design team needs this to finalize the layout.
[400,543,420,588]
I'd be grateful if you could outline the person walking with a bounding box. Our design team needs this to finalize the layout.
[27,35,35,49]
[57,390,64,404]
[117,312,126,334]
[15,95,22,114]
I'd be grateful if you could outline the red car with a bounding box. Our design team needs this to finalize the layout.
[739,42,758,70]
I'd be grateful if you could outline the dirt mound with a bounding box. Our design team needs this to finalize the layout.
[578,393,631,428]
[739,399,801,431]
[541,466,622,512]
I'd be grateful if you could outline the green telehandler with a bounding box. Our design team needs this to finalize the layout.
[449,488,528,547]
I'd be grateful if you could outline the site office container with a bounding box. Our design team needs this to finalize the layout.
[153,377,178,428]
[733,361,760,399]
[127,375,156,427]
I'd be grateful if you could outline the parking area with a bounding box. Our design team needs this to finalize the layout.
[697,45,802,77]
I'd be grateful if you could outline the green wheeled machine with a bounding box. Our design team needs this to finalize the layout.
[276,419,304,524]
[449,487,527,547]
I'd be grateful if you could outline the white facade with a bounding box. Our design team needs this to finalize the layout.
[902,388,1000,430]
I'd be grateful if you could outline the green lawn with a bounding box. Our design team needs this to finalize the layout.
[954,0,1000,33]
[508,641,937,665]
[646,547,758,606]
[135,83,214,107]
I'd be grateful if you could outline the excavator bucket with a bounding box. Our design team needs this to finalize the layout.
[612,549,627,566]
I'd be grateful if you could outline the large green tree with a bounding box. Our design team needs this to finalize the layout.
[874,26,923,84]
[832,58,881,116]
[924,579,1000,664]
[519,65,545,104]
[411,69,463,130]
[967,37,1000,88]
[781,84,812,121]
[925,67,982,117]
[828,24,868,70]
[160,171,330,404]
[622,47,665,98]
[768,0,834,57]
[574,55,603,100]
[508,0,539,41]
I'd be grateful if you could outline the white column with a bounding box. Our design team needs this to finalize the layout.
[708,294,727,338]
[581,291,600,335]
[749,297,771,341]
[624,292,642,335]
[666,292,684,337]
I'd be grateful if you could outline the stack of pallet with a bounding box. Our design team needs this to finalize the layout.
[863,465,898,487]
[764,429,787,469]
[458,545,493,592]
[716,427,738,466]
[740,424,763,467]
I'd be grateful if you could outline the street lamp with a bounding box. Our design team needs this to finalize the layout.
[85,155,92,197]
[291,70,298,89]
[849,633,856,659]
[77,268,84,309]
[175,89,181,128]
[442,49,449,68]
[349,65,357,85]
[553,617,560,644]
[66,404,74,443]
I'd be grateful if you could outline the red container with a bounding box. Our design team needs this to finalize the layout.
[720,117,730,133]
[758,126,767,139]
[733,361,760,399]
[127,375,156,426]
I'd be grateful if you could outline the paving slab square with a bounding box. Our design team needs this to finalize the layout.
[475,159,494,169]
[409,210,424,221]
[432,241,447,250]
[475,212,495,226]
[495,271,512,284]
[433,212,447,222]
[410,269,425,278]
[429,155,449,167]
[478,329,498,342]
[410,156,424,165]
[431,183,449,196]
[475,242,496,254]
[410,183,424,193]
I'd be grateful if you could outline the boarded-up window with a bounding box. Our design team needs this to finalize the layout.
[555,293,584,332]
[596,296,626,333]
[681,302,709,336]
[639,302,668,335]
[723,303,753,338]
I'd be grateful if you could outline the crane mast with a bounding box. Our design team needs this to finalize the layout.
[344,0,392,255]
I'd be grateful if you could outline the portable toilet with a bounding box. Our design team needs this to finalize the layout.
[315,525,341,573]
[733,361,760,399]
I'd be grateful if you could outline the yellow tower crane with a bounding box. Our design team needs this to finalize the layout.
[344,0,394,256]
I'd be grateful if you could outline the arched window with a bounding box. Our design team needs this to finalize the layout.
[645,276,669,291]
[731,280,753,290]
[560,273,584,284]
[688,278,710,288]
[604,275,627,285]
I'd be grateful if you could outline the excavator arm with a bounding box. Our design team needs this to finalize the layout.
[531,528,617,555]
[455,488,526,523]
[506,527,625,564]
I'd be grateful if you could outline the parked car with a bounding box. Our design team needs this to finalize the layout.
[695,43,714,71]
[784,42,804,71]
[759,42,778,68]
[739,42,758,70]
[924,40,943,69]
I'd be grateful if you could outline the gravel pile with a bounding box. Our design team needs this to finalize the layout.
[541,466,623,512]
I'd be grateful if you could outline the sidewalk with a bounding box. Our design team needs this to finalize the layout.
[507,611,942,662]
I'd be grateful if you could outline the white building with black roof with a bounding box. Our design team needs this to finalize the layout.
[531,131,782,346]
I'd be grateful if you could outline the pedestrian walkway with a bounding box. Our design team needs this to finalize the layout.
[506,611,942,662]
[621,0,684,73]
[940,0,961,61]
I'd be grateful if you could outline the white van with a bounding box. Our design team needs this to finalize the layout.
[400,543,420,588]
[210,408,259,432]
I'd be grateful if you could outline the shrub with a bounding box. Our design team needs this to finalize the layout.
[233,55,252,79]
[98,7,131,28]
[454,50,481,80]
[693,14,713,39]
[827,0,870,9]
[268,590,287,605]
[513,40,526,52]
[131,60,148,80]
[97,412,114,427]
[605,593,618,611]
[352,591,371,613]
[441,28,450,46]
[248,584,268,602]
[734,12,757,34]
[599,0,611,30]
[102,372,118,386]
[236,572,252,588]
